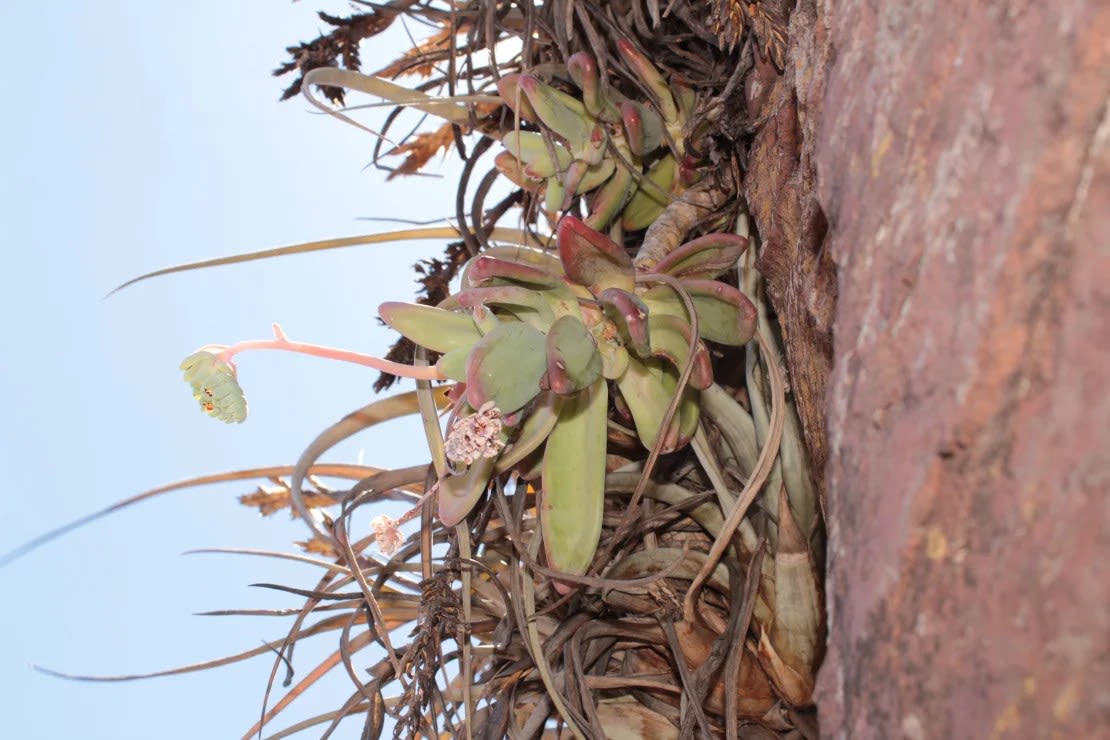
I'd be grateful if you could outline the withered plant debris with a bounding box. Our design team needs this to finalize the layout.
[274,9,405,104]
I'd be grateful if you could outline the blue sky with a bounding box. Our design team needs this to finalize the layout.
[0,2,464,737]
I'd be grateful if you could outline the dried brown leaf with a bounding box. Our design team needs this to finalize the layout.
[384,123,456,180]
[296,538,340,558]
[708,0,788,68]
[626,632,777,719]
[375,27,455,80]
[756,628,814,708]
[240,486,335,517]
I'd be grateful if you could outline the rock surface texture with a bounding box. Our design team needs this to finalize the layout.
[790,0,1110,736]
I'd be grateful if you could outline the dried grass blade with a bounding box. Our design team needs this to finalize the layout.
[109,227,548,296]
[183,547,351,575]
[262,701,370,740]
[457,525,475,740]
[333,519,407,687]
[521,531,588,739]
[31,627,352,683]
[288,389,451,545]
[302,68,498,125]
[239,639,368,740]
[0,464,376,567]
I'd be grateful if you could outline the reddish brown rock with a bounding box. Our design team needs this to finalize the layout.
[798,0,1110,736]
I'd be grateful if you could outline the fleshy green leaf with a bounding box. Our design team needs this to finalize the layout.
[682,279,759,346]
[496,74,540,121]
[438,456,497,527]
[557,216,634,293]
[545,315,602,395]
[471,304,502,334]
[672,75,697,121]
[573,158,617,195]
[545,174,569,213]
[567,52,620,123]
[465,323,547,413]
[599,287,651,358]
[454,285,557,331]
[646,313,714,390]
[641,281,758,346]
[378,302,483,354]
[436,346,470,381]
[518,75,604,165]
[616,40,678,124]
[616,357,698,453]
[621,154,676,232]
[461,259,586,319]
[496,392,561,472]
[620,100,664,157]
[652,233,749,279]
[500,130,573,178]
[464,255,563,289]
[494,151,544,190]
[541,380,608,578]
[459,245,564,287]
[580,304,632,380]
[585,151,636,231]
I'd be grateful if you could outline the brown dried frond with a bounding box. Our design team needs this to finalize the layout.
[239,484,335,517]
[273,10,400,104]
[374,336,424,393]
[384,123,457,180]
[376,26,457,79]
[709,0,749,51]
[709,0,788,68]
[295,537,339,558]
[747,0,790,69]
[420,241,473,303]
[393,567,463,739]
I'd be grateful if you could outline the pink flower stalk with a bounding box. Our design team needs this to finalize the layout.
[219,323,443,380]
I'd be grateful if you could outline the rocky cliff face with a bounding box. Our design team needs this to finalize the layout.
[780,0,1110,736]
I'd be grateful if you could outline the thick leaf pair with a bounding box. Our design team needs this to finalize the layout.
[379,217,757,580]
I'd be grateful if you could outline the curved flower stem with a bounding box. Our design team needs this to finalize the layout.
[220,323,444,380]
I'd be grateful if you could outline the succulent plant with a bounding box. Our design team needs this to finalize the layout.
[289,43,697,236]
[494,43,697,232]
[379,217,755,582]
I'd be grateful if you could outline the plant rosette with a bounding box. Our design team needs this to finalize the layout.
[379,217,756,584]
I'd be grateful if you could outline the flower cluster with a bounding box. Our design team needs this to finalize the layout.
[370,514,405,556]
[180,347,248,424]
[444,401,505,466]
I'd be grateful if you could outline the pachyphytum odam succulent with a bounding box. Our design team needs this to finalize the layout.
[494,42,696,232]
[379,217,756,582]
